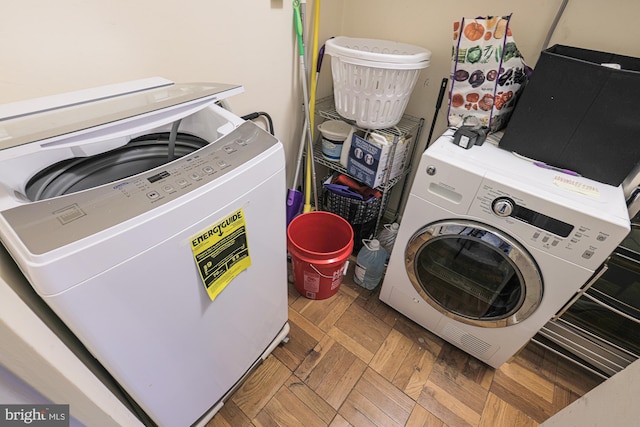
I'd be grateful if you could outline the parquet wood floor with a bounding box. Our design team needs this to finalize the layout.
[208,262,604,427]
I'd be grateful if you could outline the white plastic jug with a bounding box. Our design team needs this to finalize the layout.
[378,222,399,259]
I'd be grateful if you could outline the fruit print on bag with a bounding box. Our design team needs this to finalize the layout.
[448,14,530,132]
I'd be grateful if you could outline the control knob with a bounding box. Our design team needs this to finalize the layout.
[492,198,514,217]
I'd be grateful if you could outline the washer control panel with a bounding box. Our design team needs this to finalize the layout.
[2,121,280,255]
[469,181,626,269]
[117,140,241,204]
[490,196,574,238]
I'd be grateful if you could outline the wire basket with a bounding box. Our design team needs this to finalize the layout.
[321,186,382,225]
[321,182,384,253]
[325,37,431,129]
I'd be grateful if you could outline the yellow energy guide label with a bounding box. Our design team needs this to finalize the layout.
[190,208,251,300]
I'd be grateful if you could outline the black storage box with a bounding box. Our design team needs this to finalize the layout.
[499,44,640,186]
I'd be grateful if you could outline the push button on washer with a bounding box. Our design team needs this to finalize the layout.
[582,250,595,259]
[146,191,160,200]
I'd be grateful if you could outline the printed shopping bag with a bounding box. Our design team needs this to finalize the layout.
[448,14,530,132]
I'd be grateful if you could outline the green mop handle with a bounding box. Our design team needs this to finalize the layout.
[293,0,304,57]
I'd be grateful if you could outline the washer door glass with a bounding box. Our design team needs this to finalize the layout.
[405,220,543,327]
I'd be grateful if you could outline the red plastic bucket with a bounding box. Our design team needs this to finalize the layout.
[287,211,354,299]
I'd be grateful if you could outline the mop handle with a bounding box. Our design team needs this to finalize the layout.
[307,0,321,210]
[293,1,304,56]
[294,0,316,212]
[292,115,308,188]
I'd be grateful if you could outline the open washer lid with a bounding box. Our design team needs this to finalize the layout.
[0,77,243,152]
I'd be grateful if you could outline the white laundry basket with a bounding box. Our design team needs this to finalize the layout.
[325,37,431,129]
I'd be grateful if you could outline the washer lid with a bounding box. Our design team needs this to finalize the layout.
[0,77,243,151]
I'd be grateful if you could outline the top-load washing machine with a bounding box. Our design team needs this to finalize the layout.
[0,78,289,426]
[380,129,630,368]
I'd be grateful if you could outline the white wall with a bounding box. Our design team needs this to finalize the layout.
[0,1,292,104]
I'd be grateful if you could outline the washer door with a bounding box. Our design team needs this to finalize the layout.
[405,220,543,327]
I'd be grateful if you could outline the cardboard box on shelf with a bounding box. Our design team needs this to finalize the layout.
[346,132,413,188]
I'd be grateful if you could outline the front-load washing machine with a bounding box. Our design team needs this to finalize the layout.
[380,129,631,368]
[0,78,289,426]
